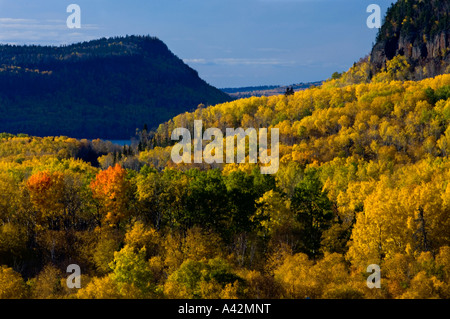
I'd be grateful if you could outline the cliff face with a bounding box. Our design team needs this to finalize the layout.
[370,0,450,80]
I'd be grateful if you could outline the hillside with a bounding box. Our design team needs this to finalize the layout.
[2,0,450,301]
[1,74,450,299]
[0,35,232,139]
[329,0,449,85]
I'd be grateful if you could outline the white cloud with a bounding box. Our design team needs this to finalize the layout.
[256,47,290,53]
[183,58,208,64]
[184,58,297,66]
[0,18,37,23]
[0,16,99,44]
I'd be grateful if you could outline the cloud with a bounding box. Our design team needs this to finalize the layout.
[256,48,290,53]
[216,58,295,66]
[183,58,297,66]
[0,16,99,44]
[183,58,208,64]
[257,0,319,3]
[0,18,37,23]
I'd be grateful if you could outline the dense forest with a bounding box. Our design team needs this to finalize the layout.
[362,0,449,81]
[1,0,450,300]
[0,35,232,139]
[1,71,450,299]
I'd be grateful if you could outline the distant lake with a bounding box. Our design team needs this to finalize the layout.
[106,140,133,146]
[79,139,133,146]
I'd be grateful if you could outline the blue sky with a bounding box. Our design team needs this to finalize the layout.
[0,0,394,88]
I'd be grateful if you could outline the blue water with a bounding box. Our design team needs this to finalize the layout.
[107,140,132,146]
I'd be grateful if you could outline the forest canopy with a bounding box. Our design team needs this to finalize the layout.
[1,72,450,299]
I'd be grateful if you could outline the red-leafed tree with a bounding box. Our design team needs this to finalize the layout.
[27,171,66,230]
[90,164,132,227]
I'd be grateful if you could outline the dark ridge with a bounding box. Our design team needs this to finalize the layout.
[0,35,232,139]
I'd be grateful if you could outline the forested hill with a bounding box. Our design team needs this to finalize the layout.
[331,0,449,85]
[370,0,449,80]
[0,35,232,139]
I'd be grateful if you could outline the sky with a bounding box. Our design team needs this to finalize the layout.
[0,0,395,88]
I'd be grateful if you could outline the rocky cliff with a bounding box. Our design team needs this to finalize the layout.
[370,0,449,80]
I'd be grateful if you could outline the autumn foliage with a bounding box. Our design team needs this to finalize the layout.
[90,164,132,226]
[1,73,450,299]
[27,171,65,214]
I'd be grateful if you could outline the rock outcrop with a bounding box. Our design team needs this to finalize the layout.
[369,0,449,80]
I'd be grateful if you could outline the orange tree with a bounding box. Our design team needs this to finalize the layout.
[90,164,133,227]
